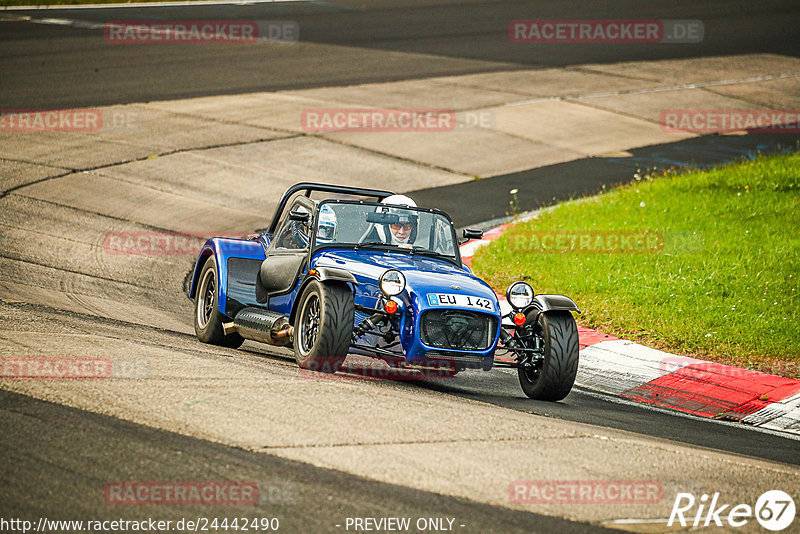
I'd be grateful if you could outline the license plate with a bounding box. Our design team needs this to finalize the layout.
[427,293,495,312]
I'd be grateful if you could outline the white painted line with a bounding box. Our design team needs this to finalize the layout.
[602,518,671,525]
[603,516,754,526]
[37,16,72,23]
[2,0,305,10]
[5,14,302,43]
[25,15,104,28]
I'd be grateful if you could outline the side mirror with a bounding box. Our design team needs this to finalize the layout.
[462,228,483,240]
[289,210,310,223]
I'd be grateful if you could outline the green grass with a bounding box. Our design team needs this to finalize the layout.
[473,151,800,378]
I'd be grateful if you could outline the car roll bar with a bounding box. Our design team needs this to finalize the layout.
[267,182,396,234]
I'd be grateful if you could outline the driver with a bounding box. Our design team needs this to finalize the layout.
[362,194,419,248]
[388,215,414,245]
[316,204,338,244]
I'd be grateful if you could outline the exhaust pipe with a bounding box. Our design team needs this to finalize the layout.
[224,307,293,346]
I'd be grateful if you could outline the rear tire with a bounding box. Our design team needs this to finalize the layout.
[294,280,354,373]
[518,311,579,401]
[194,256,245,349]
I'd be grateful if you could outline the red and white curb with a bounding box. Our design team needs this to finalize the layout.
[461,223,800,436]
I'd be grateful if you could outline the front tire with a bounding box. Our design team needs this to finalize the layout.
[518,311,579,401]
[194,256,244,349]
[294,280,354,373]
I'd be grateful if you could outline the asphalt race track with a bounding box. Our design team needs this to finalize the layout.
[1,0,799,108]
[2,1,800,532]
[0,389,610,533]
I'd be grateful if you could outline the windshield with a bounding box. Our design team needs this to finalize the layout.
[314,201,459,261]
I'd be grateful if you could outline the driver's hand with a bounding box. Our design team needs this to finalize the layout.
[398,243,412,249]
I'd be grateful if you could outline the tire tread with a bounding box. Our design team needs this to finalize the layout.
[294,280,354,373]
[194,256,245,349]
[518,311,579,400]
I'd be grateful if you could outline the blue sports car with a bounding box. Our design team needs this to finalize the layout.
[189,183,581,400]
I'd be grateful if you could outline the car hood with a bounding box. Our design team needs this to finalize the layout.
[313,249,498,303]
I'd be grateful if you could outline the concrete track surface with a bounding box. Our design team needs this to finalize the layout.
[1,1,800,532]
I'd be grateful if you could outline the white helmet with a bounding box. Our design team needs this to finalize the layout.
[380,194,418,244]
[381,194,417,208]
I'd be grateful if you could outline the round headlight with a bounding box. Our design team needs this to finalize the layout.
[506,281,534,310]
[380,269,406,296]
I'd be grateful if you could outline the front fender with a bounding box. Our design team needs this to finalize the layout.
[313,266,358,285]
[531,294,581,314]
[189,237,266,315]
[287,266,359,323]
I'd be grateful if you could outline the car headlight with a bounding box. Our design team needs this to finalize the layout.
[380,269,406,297]
[506,281,534,310]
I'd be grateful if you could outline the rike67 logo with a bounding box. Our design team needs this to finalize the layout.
[669,490,795,531]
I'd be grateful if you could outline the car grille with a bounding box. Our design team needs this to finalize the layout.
[420,310,497,351]
[425,350,487,368]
